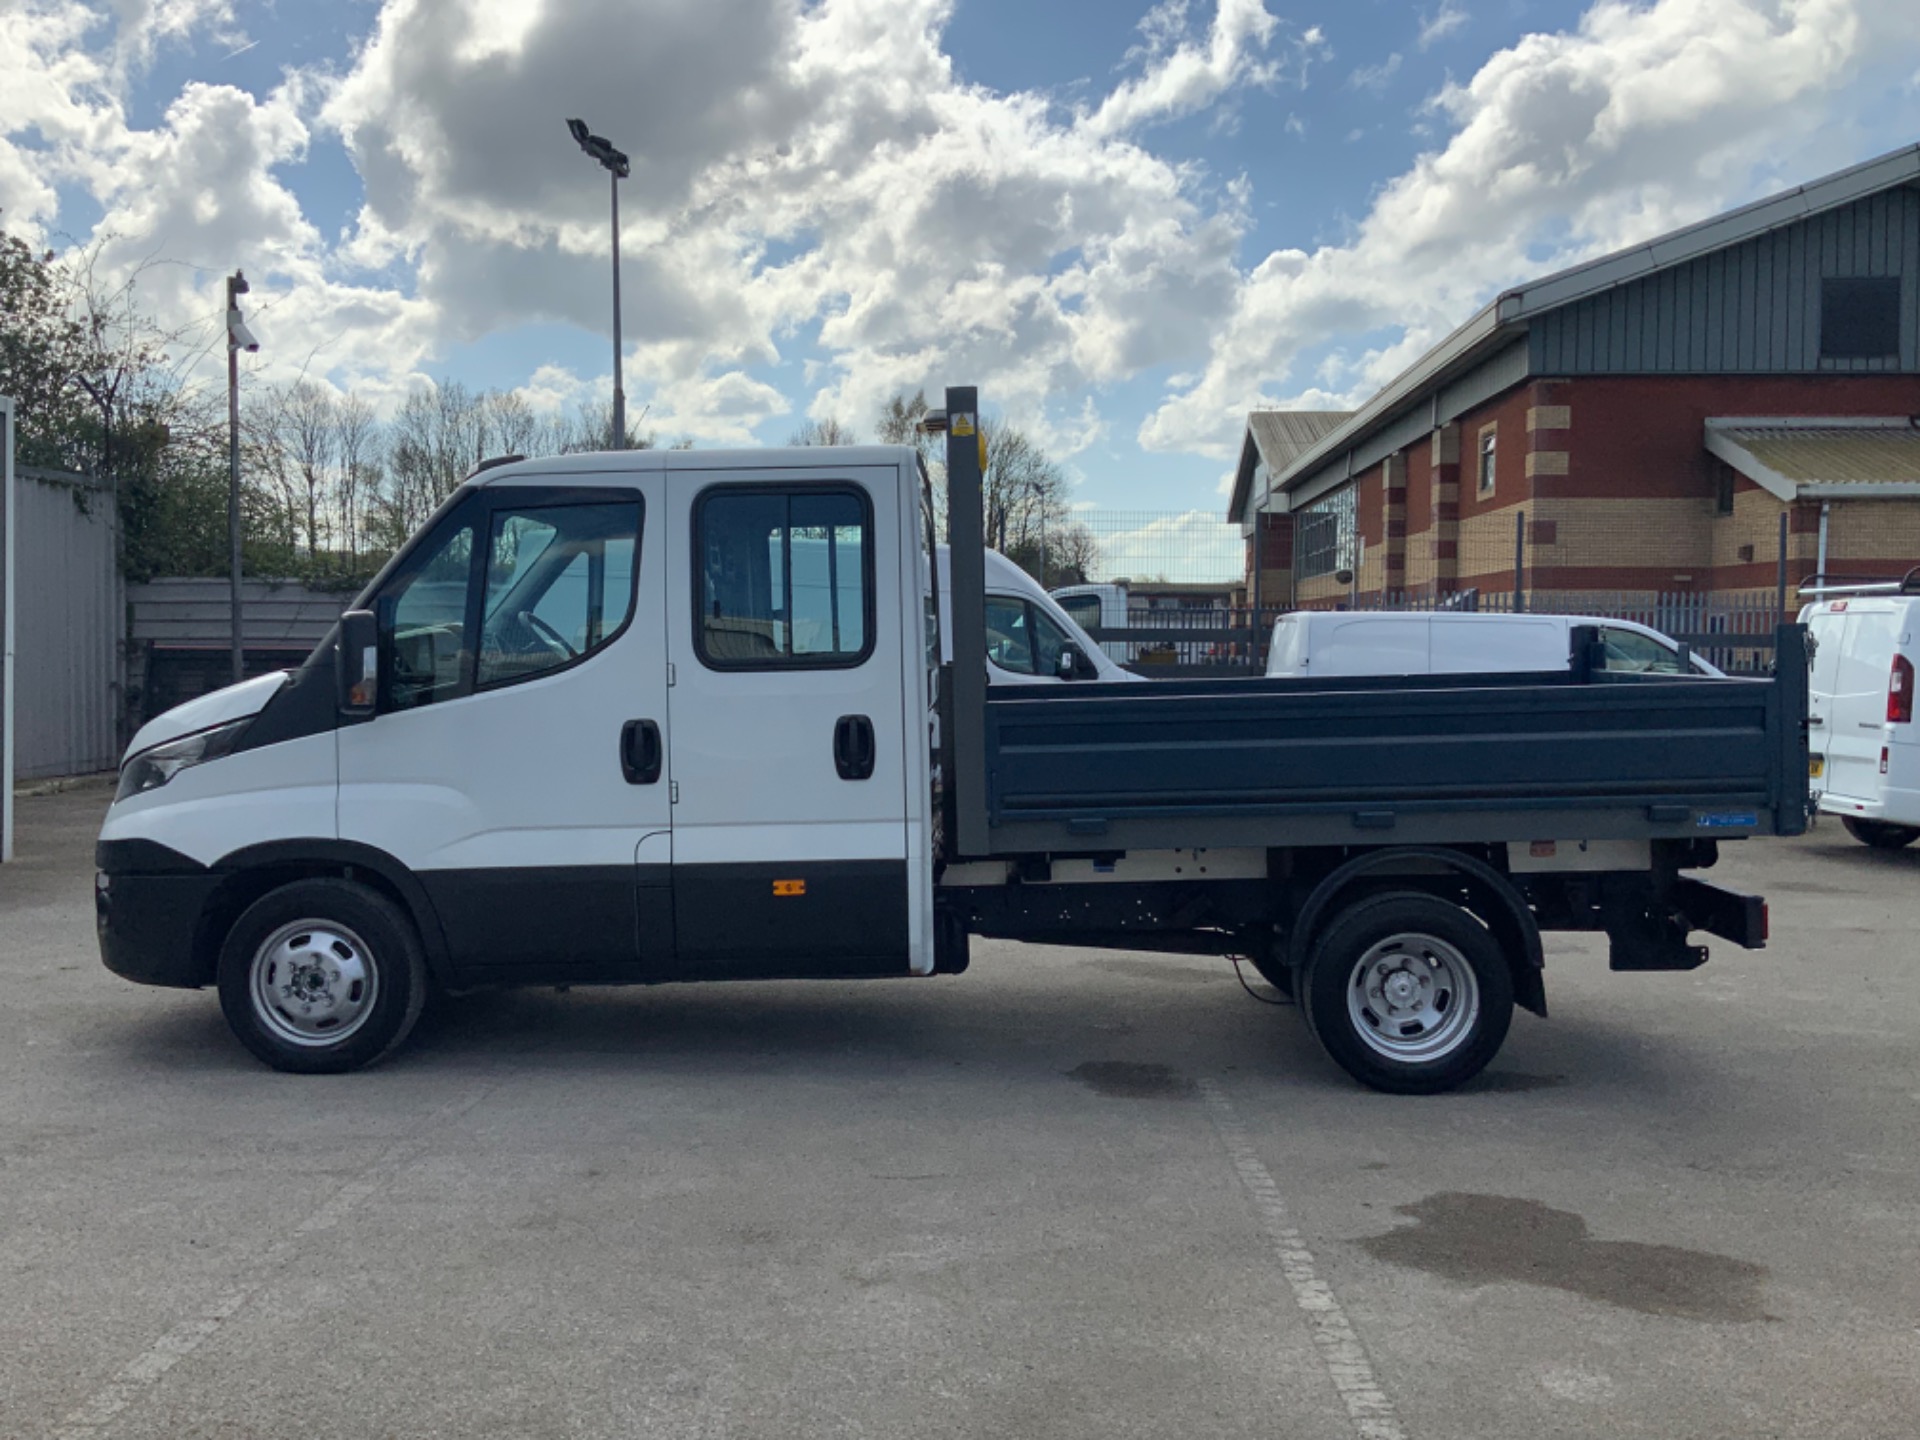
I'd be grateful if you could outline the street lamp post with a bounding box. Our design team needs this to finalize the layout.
[225,271,258,683]
[566,118,632,450]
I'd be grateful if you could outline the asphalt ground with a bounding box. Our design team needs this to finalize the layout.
[2,780,1916,1439]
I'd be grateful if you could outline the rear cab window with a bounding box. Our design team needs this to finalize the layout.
[695,486,874,669]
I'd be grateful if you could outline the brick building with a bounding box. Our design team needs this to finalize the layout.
[1231,144,1920,617]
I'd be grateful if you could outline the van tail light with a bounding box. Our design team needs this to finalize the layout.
[1891,655,1915,724]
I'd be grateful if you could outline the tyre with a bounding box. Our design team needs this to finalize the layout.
[1841,817,1920,850]
[217,878,428,1074]
[1301,892,1514,1095]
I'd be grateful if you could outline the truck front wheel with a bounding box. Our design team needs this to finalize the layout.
[217,878,429,1074]
[1302,892,1514,1094]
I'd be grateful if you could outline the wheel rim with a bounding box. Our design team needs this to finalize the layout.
[1345,931,1481,1063]
[249,919,379,1048]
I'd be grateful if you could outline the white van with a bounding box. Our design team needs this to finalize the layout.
[1799,574,1920,848]
[943,550,1137,684]
[1265,610,1726,680]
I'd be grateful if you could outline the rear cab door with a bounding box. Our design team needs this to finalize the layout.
[662,455,923,978]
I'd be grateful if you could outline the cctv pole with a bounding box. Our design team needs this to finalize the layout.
[609,168,625,450]
[227,271,245,683]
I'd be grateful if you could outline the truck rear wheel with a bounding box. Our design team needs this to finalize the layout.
[217,878,428,1075]
[1841,817,1920,850]
[1302,892,1513,1094]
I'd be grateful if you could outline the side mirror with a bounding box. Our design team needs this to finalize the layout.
[1056,643,1093,681]
[337,609,379,715]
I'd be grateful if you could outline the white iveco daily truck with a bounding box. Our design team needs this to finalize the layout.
[96,387,1808,1093]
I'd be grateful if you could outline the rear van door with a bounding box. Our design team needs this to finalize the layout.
[1827,606,1898,805]
[1806,607,1845,786]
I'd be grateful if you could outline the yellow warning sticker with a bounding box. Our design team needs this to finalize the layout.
[772,879,806,897]
[951,413,975,437]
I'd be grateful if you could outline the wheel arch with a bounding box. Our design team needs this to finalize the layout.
[197,840,453,986]
[1288,846,1546,1017]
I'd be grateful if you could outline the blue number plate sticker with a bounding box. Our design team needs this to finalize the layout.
[1695,812,1759,829]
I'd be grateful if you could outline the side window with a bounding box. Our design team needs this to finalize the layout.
[1029,605,1073,676]
[985,595,1034,673]
[1600,627,1682,674]
[477,501,640,688]
[1059,594,1102,630]
[697,487,872,668]
[382,518,477,712]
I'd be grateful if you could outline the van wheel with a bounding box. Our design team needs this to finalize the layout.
[217,879,428,1074]
[1841,817,1920,850]
[1302,892,1514,1095]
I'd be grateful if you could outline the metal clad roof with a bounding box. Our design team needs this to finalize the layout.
[1705,418,1920,498]
[1229,410,1352,519]
[1249,410,1353,466]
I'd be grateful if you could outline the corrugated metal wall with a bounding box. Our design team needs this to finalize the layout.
[13,468,122,779]
[1530,186,1920,374]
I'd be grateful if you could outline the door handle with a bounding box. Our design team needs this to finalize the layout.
[621,719,662,784]
[834,714,875,781]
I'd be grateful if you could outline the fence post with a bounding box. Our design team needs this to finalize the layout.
[1513,509,1526,614]
[1775,509,1789,621]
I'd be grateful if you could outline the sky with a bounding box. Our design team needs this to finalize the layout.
[3,0,1919,519]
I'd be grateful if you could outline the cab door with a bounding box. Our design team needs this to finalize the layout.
[661,466,911,978]
[337,478,671,978]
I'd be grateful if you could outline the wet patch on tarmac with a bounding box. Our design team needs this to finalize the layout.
[1358,1192,1769,1322]
[1068,1061,1197,1099]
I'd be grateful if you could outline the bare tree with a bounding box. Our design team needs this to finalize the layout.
[333,393,378,566]
[788,416,858,446]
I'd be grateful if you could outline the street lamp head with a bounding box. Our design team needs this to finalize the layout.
[565,116,631,178]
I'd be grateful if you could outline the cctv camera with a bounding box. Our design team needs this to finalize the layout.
[228,316,260,353]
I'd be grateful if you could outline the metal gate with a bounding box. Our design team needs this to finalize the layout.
[9,464,123,781]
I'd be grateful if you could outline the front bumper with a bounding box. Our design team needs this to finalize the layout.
[95,840,221,989]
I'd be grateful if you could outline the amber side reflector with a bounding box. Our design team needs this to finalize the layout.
[772,879,806,897]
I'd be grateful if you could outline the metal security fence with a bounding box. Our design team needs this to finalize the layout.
[1062,510,1246,587]
[1082,589,1788,677]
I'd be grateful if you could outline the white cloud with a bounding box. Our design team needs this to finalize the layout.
[1419,2,1470,50]
[6,0,1920,471]
[1085,0,1285,136]
[1141,0,1920,459]
[1349,53,1404,93]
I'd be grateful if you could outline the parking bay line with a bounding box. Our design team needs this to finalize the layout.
[1199,1078,1407,1440]
[48,1085,494,1440]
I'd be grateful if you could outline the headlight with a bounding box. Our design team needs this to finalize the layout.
[115,719,252,801]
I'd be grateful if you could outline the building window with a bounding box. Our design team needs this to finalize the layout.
[1714,463,1735,516]
[1820,277,1901,360]
[1477,427,1497,493]
[1296,487,1356,580]
[695,486,873,669]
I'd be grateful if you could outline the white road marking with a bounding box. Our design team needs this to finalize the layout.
[49,1088,490,1439]
[1199,1079,1407,1440]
